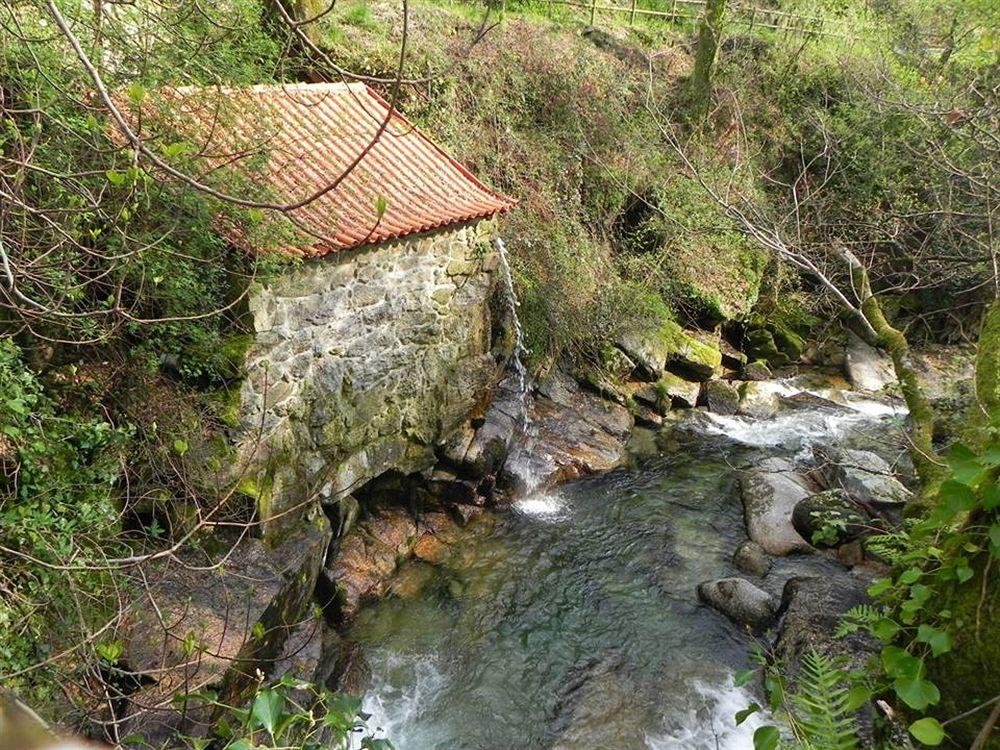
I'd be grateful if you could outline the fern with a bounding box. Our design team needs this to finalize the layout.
[788,650,860,750]
[834,604,881,638]
[863,520,919,565]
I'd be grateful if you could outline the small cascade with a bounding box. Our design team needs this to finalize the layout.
[493,236,530,425]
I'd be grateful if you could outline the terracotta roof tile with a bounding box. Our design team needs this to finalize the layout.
[140,82,516,255]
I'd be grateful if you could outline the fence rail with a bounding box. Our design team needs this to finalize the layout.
[540,0,877,41]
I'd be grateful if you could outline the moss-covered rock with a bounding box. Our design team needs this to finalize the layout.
[928,553,1000,749]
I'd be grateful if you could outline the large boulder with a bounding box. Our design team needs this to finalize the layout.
[813,444,912,506]
[666,327,723,381]
[115,516,332,743]
[657,371,701,409]
[701,379,740,415]
[792,489,869,548]
[740,457,814,555]
[844,333,895,392]
[697,577,777,629]
[737,381,780,418]
[502,372,633,494]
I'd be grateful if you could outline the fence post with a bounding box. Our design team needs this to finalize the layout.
[629,0,636,24]
[547,0,552,18]
[669,0,676,20]
[590,0,596,25]
[748,6,755,31]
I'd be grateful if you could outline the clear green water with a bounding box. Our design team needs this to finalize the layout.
[349,391,900,750]
[350,436,770,750]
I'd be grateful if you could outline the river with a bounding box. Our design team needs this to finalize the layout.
[349,378,906,749]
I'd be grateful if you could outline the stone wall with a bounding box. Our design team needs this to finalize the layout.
[238,220,503,534]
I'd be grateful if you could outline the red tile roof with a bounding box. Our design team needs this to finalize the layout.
[141,82,516,256]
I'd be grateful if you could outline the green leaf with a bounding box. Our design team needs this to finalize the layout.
[173,438,189,456]
[983,483,1000,510]
[844,684,872,712]
[867,578,893,597]
[882,646,921,679]
[734,668,755,687]
[909,717,945,746]
[127,82,147,104]
[374,194,388,219]
[916,625,952,657]
[753,725,781,750]
[937,479,977,516]
[872,618,900,641]
[899,567,922,584]
[106,170,126,186]
[735,703,761,726]
[894,676,940,711]
[250,689,284,736]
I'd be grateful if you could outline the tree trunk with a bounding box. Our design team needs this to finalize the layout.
[689,0,727,123]
[843,251,943,501]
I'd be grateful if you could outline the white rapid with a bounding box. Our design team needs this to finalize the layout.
[696,376,906,456]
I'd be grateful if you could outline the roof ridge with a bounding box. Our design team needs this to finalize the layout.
[170,81,368,96]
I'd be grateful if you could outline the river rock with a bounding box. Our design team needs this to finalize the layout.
[270,614,341,690]
[322,508,419,617]
[737,381,780,418]
[792,489,869,548]
[697,577,777,629]
[844,333,895,392]
[813,444,912,506]
[502,372,632,494]
[742,360,772,381]
[658,371,701,408]
[116,516,332,743]
[701,379,740,415]
[733,540,771,577]
[740,457,814,555]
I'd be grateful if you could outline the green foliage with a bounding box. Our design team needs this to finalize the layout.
[742,649,863,750]
[169,676,393,750]
[0,341,128,703]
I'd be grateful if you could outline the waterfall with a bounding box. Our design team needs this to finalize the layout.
[493,237,530,424]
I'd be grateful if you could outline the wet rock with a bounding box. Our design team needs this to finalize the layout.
[322,508,419,617]
[697,577,777,629]
[733,540,771,577]
[740,457,814,555]
[502,372,632,494]
[629,400,663,428]
[658,371,701,408]
[845,333,895,392]
[117,516,332,743]
[813,444,912,506]
[720,339,747,370]
[387,561,438,599]
[439,377,521,479]
[792,489,869,548]
[702,379,740,415]
[778,391,847,412]
[412,533,446,564]
[737,381,780,419]
[331,641,371,695]
[742,360,772,381]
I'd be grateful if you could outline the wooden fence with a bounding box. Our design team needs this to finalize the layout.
[540,0,877,41]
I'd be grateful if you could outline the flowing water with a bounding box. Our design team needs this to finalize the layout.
[493,237,531,424]
[350,379,908,750]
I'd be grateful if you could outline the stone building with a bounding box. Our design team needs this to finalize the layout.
[152,81,517,533]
